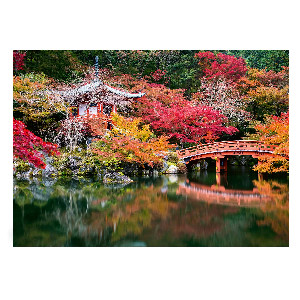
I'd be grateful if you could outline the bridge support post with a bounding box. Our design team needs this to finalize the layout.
[216,157,227,173]
[258,172,264,181]
[216,171,228,186]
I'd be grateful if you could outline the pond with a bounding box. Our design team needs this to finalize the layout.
[13,166,289,247]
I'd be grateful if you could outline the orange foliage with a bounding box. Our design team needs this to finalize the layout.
[91,113,174,167]
[253,112,289,173]
[238,67,289,120]
[253,179,289,240]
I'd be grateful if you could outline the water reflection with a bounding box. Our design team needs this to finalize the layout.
[177,179,273,207]
[13,169,289,247]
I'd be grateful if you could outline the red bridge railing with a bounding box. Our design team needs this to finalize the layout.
[176,140,276,160]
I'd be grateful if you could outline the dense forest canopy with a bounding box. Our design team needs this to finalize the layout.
[16,50,289,84]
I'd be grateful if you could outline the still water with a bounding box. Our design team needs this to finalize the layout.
[13,166,289,247]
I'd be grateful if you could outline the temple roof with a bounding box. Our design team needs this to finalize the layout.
[60,80,145,100]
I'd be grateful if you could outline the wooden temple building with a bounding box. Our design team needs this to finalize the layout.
[60,79,145,130]
[59,56,145,132]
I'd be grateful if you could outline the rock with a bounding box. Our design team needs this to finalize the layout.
[16,170,32,180]
[161,161,169,173]
[165,165,178,174]
[103,172,133,184]
[68,156,81,170]
[42,162,57,178]
[32,169,41,177]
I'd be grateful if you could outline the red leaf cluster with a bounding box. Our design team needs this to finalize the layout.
[13,51,26,71]
[141,99,238,143]
[150,69,166,81]
[13,118,60,169]
[195,51,247,82]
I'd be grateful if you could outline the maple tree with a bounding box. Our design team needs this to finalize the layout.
[13,51,26,72]
[238,67,289,121]
[139,99,238,144]
[91,113,173,167]
[238,67,289,94]
[194,51,248,82]
[112,73,185,105]
[13,73,67,139]
[247,67,289,89]
[252,111,289,173]
[13,118,60,169]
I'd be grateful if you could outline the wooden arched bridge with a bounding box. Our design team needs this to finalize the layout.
[176,140,276,173]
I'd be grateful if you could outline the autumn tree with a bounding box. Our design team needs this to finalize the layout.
[140,99,238,144]
[13,73,67,139]
[13,118,60,169]
[194,51,248,82]
[253,112,289,173]
[91,113,173,168]
[13,51,26,73]
[191,52,251,137]
[193,77,251,127]
[238,67,289,121]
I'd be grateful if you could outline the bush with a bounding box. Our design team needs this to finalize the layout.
[166,152,179,164]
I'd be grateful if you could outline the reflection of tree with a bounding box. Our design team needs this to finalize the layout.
[253,179,289,241]
[13,178,131,246]
[146,201,240,244]
[109,184,177,243]
[13,176,289,246]
[253,179,288,206]
[79,182,178,244]
[13,180,33,207]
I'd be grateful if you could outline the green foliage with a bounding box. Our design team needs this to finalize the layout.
[14,159,31,173]
[224,50,289,72]
[22,50,86,81]
[13,73,67,140]
[72,50,201,94]
[166,152,179,164]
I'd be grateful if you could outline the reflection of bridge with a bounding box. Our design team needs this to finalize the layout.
[176,180,272,207]
[176,140,276,172]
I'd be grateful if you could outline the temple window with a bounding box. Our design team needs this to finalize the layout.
[89,102,98,115]
[103,104,112,115]
[79,103,88,116]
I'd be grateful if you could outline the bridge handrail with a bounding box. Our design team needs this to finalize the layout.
[177,140,276,158]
